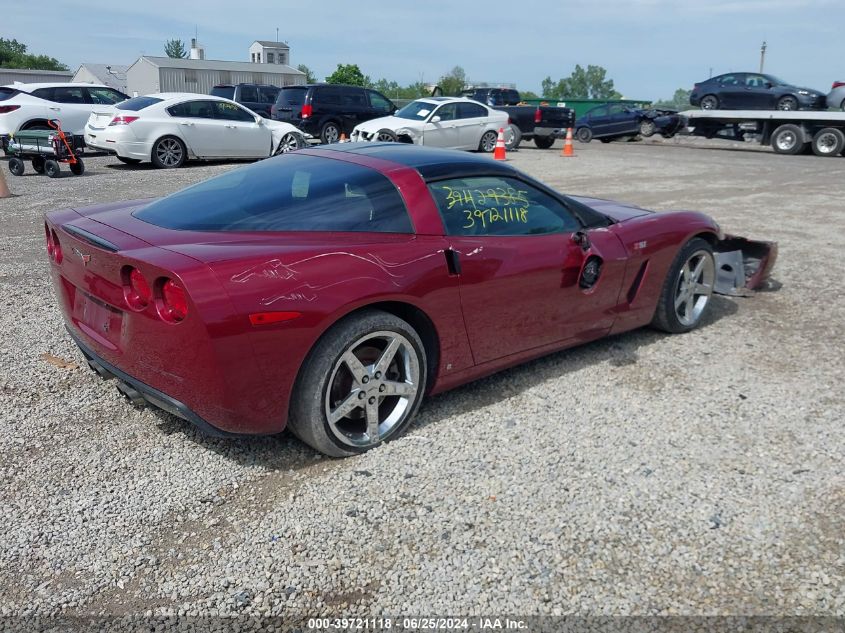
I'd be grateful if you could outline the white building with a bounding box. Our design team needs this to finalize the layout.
[248,40,290,65]
[0,68,72,85]
[126,56,305,96]
[72,64,129,93]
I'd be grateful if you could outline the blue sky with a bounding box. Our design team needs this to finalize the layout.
[5,0,842,99]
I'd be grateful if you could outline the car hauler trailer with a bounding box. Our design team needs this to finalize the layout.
[679,109,845,157]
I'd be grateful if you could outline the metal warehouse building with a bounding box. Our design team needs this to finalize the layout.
[126,56,305,96]
[0,68,73,85]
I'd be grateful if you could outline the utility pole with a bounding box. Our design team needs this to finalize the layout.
[276,27,279,42]
[759,41,767,73]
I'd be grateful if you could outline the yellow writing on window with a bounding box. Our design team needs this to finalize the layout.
[436,185,531,230]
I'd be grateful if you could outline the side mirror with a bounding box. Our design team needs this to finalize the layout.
[430,115,441,124]
[255,115,263,124]
[764,82,773,89]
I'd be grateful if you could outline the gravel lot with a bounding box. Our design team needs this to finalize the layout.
[0,137,843,628]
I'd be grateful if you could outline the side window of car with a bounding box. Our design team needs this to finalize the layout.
[608,104,626,116]
[718,75,739,86]
[457,102,487,119]
[428,176,580,237]
[591,106,608,118]
[317,88,341,106]
[215,101,255,122]
[745,74,766,88]
[31,88,54,101]
[240,86,259,102]
[259,87,280,104]
[168,101,217,118]
[433,103,458,121]
[342,88,366,108]
[86,87,126,105]
[367,90,393,113]
[51,87,88,104]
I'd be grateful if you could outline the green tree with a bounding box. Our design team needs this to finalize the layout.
[541,65,622,99]
[520,90,540,100]
[371,79,430,100]
[438,66,467,96]
[325,63,369,87]
[0,38,68,71]
[164,39,187,59]
[653,88,692,110]
[297,64,317,83]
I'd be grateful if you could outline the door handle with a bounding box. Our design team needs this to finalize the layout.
[49,107,60,111]
[225,125,236,129]
[180,121,194,126]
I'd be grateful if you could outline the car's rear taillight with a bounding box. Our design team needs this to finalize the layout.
[0,105,20,114]
[158,279,188,323]
[270,104,277,117]
[51,229,63,264]
[45,224,54,259]
[301,103,312,119]
[534,107,541,124]
[833,81,845,89]
[123,266,152,310]
[109,115,139,126]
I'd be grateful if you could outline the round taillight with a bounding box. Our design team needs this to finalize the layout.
[159,279,188,323]
[124,267,152,310]
[51,229,63,264]
[45,224,54,259]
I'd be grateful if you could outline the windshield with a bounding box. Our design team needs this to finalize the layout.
[395,100,438,120]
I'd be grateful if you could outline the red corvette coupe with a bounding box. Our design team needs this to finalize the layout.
[45,144,776,456]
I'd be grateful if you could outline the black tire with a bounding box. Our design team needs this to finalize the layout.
[599,138,612,143]
[651,237,715,334]
[478,129,498,152]
[776,96,799,111]
[69,159,85,176]
[320,121,341,144]
[288,309,427,457]
[275,132,306,154]
[375,128,398,142]
[700,95,719,110]
[576,127,592,143]
[533,135,555,149]
[811,127,845,157]
[151,136,186,169]
[117,156,141,165]
[44,159,61,178]
[8,157,25,176]
[771,124,806,155]
[505,123,522,151]
[639,119,656,137]
[31,157,45,173]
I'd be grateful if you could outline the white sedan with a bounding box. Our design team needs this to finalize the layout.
[0,83,128,136]
[84,93,307,168]
[350,97,509,152]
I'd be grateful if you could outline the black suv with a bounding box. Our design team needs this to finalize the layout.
[271,84,396,144]
[210,84,280,118]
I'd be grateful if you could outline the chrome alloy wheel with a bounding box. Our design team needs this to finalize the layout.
[776,130,798,152]
[480,131,498,152]
[324,331,420,448]
[375,131,396,142]
[155,138,183,167]
[673,250,715,327]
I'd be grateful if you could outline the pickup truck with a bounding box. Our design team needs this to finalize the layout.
[461,87,575,149]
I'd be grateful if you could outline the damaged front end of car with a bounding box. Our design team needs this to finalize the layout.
[714,235,778,296]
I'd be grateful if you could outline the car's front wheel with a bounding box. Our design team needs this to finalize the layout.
[320,121,341,144]
[375,129,398,142]
[151,136,186,169]
[700,95,719,110]
[777,96,799,111]
[639,119,656,137]
[275,132,306,154]
[289,310,427,457]
[651,237,715,334]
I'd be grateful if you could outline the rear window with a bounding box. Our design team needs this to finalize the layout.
[210,86,235,99]
[117,96,163,111]
[276,87,306,105]
[134,154,413,233]
[0,88,19,101]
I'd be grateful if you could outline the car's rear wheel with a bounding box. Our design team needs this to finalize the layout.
[776,96,799,111]
[811,127,845,157]
[639,119,656,137]
[289,310,427,457]
[651,237,715,334]
[375,129,398,142]
[320,121,341,144]
[771,124,806,155]
[479,130,498,152]
[116,156,141,165]
[576,127,592,143]
[151,136,186,169]
[533,135,555,149]
[275,132,306,154]
[700,95,719,110]
[8,157,25,176]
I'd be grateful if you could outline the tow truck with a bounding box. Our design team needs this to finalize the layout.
[679,109,845,157]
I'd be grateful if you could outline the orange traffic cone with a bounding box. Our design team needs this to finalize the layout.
[493,128,507,161]
[561,128,575,157]
[0,165,11,199]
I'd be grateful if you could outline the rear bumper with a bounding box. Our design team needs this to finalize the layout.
[68,326,242,438]
[534,126,569,138]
